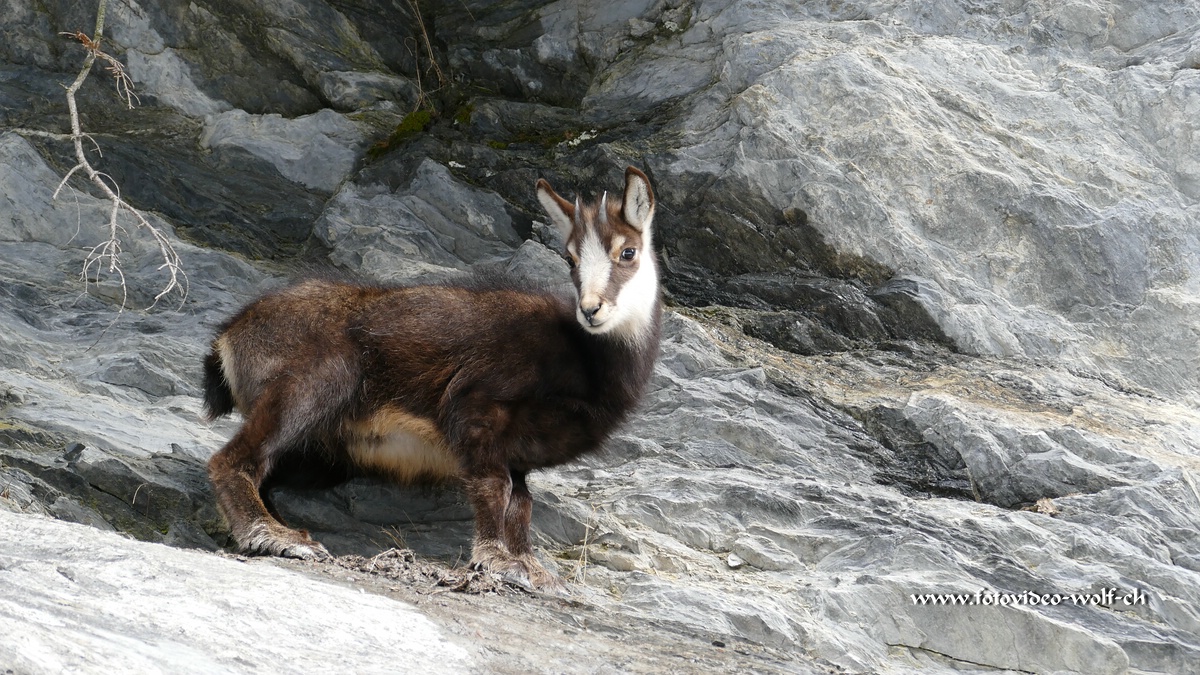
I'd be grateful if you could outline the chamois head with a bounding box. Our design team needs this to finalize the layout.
[536,167,659,341]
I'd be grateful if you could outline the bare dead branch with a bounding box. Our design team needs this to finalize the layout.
[54,0,186,311]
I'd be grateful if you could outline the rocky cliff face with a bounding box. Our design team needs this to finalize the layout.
[2,1,1199,673]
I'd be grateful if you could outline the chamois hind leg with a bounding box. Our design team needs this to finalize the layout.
[208,409,330,560]
[208,361,354,560]
[504,470,565,593]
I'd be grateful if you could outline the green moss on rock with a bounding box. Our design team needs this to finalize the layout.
[369,109,433,158]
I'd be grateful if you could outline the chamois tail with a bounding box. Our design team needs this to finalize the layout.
[202,349,236,420]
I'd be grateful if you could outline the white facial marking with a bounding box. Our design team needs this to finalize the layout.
[575,224,657,341]
[547,170,658,342]
[613,250,658,341]
[577,222,611,321]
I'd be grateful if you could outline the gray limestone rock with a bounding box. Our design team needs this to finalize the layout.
[0,510,472,674]
[504,239,574,296]
[316,158,523,278]
[3,0,1200,672]
[591,0,1200,401]
[730,534,802,572]
[317,70,421,112]
[200,109,367,193]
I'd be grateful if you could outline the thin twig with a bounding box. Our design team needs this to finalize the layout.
[9,128,75,141]
[570,504,598,585]
[406,0,446,88]
[55,0,186,314]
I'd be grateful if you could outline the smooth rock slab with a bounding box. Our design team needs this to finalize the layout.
[200,109,366,192]
[0,510,472,674]
[315,159,523,277]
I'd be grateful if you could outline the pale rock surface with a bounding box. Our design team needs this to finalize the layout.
[316,158,524,279]
[2,0,1200,673]
[582,0,1200,401]
[200,109,367,193]
[0,510,473,674]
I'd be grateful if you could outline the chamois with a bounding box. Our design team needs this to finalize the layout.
[203,167,662,590]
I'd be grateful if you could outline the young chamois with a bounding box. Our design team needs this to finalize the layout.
[203,167,662,591]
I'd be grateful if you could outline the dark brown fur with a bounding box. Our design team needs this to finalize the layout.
[204,168,662,591]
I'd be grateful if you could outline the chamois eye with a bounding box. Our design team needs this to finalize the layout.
[565,255,576,268]
[620,248,637,261]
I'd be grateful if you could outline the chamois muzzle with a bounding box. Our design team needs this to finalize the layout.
[581,302,602,325]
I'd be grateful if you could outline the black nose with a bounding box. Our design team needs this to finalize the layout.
[582,304,601,323]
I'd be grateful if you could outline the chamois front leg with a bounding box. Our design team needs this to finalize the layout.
[463,469,516,571]
[462,468,566,593]
[460,468,554,591]
[504,471,566,593]
[451,396,563,591]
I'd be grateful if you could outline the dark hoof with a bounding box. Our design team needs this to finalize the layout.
[519,555,568,596]
[472,545,568,594]
[279,540,332,561]
[239,522,331,561]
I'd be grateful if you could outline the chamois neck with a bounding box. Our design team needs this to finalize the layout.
[580,292,662,416]
[604,298,661,351]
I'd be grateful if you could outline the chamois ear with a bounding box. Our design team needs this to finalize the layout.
[622,166,655,233]
[536,178,576,240]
